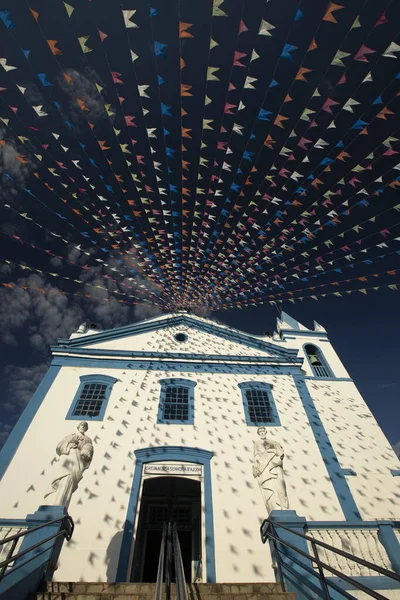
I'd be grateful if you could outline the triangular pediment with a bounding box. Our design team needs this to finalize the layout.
[56,313,298,361]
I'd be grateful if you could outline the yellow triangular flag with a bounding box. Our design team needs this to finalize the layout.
[63,2,74,17]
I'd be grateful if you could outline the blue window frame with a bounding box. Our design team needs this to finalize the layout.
[66,374,117,421]
[157,378,196,424]
[239,382,280,426]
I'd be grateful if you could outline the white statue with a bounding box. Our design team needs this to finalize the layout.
[252,427,289,513]
[45,422,94,508]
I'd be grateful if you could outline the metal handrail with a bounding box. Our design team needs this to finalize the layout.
[261,519,400,600]
[155,523,167,600]
[154,521,188,600]
[0,515,74,582]
[173,524,188,600]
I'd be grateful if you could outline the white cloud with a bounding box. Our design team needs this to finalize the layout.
[57,67,106,124]
[134,302,163,320]
[1,362,49,413]
[0,272,84,350]
[0,130,35,193]
[0,250,169,448]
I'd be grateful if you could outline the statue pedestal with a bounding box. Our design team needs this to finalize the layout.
[0,505,69,600]
[266,510,325,600]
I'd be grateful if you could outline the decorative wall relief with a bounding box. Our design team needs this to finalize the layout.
[253,427,289,513]
[45,422,94,508]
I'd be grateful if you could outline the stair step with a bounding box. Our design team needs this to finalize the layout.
[45,583,285,595]
[39,582,294,599]
[36,593,294,600]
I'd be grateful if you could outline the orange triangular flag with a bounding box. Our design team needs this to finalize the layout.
[274,114,288,128]
[76,98,88,111]
[182,128,192,138]
[47,40,62,55]
[30,8,39,21]
[181,107,187,116]
[311,178,323,188]
[181,84,192,96]
[323,2,344,23]
[180,58,186,70]
[264,134,275,148]
[63,73,72,84]
[377,107,395,120]
[179,22,194,38]
[295,67,312,81]
[308,38,317,51]
[284,94,292,103]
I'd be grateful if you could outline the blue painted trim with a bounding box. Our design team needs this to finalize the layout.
[303,343,334,379]
[391,470,400,476]
[51,355,304,375]
[326,576,400,591]
[157,378,196,425]
[238,382,281,426]
[293,376,361,521]
[56,314,298,358]
[51,346,302,365]
[0,365,61,480]
[303,377,353,382]
[0,518,44,527]
[116,446,215,583]
[280,329,328,339]
[65,374,117,421]
[378,523,400,573]
[306,520,400,529]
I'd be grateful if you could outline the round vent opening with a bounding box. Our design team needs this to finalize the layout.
[174,332,188,343]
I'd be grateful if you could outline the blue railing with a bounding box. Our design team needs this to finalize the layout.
[0,506,73,600]
[261,514,400,600]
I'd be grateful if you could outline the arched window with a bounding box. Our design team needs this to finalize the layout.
[157,378,196,424]
[304,344,332,378]
[239,382,280,426]
[66,374,117,420]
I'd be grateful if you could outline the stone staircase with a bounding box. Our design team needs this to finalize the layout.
[32,582,296,600]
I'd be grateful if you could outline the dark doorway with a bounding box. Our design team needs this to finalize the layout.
[130,476,201,583]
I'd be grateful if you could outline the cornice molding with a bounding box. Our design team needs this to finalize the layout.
[51,345,303,366]
[57,314,297,359]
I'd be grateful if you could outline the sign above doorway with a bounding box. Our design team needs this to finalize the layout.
[144,464,203,476]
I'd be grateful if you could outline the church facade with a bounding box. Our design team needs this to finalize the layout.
[0,311,399,585]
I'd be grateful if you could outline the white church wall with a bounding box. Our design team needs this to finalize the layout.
[75,325,278,359]
[0,316,399,584]
[0,357,348,583]
[307,379,400,520]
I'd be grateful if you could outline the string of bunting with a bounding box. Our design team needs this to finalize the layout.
[0,0,400,311]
